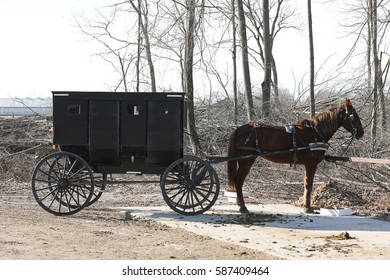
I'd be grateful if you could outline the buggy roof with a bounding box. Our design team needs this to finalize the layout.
[52,91,185,101]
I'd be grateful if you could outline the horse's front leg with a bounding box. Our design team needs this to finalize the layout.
[303,163,318,213]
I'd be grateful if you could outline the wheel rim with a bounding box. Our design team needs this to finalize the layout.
[87,173,107,206]
[31,152,94,215]
[161,156,219,215]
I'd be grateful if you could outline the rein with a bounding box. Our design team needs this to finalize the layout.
[338,129,357,156]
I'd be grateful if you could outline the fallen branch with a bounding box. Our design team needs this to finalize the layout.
[1,144,45,157]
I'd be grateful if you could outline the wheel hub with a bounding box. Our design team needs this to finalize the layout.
[186,181,196,190]
[58,178,69,190]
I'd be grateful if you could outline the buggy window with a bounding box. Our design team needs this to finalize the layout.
[127,105,142,116]
[68,104,81,115]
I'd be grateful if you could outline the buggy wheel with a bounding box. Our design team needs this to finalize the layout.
[160,156,219,215]
[31,151,94,215]
[87,173,107,206]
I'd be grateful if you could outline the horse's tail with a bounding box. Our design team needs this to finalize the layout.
[227,128,238,191]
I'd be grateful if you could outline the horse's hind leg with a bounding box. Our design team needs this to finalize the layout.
[235,158,256,214]
[303,163,317,213]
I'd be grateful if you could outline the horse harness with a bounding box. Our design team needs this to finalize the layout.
[240,121,329,167]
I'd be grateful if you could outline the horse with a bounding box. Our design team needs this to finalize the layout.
[227,98,364,214]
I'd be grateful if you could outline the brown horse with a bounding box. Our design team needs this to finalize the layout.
[227,99,364,214]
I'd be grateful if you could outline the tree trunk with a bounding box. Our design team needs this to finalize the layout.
[237,0,254,121]
[369,0,378,147]
[262,0,272,118]
[231,0,238,125]
[118,52,128,92]
[380,55,390,132]
[136,0,141,92]
[271,54,279,106]
[140,0,156,92]
[142,13,156,92]
[307,0,315,117]
[378,53,387,133]
[367,5,372,96]
[184,0,201,154]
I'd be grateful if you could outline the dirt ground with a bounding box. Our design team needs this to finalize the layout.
[0,116,389,260]
[0,181,281,260]
[1,174,388,260]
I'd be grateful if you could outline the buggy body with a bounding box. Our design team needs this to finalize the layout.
[52,91,184,174]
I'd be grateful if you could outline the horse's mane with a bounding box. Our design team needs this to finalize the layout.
[310,105,341,138]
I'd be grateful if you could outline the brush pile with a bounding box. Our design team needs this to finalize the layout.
[300,180,390,220]
[0,115,52,182]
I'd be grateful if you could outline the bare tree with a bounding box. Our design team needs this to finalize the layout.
[307,0,315,116]
[128,0,156,92]
[245,0,300,115]
[338,0,390,148]
[232,0,239,125]
[237,0,255,120]
[261,0,272,118]
[75,6,136,91]
[184,0,202,154]
[369,0,379,145]
[75,1,156,92]
[366,0,389,146]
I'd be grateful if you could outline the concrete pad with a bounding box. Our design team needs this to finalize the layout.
[113,204,390,260]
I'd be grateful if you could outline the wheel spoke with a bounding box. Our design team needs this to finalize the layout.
[39,186,59,203]
[66,165,88,181]
[168,186,187,203]
[181,190,191,211]
[33,182,59,192]
[191,189,204,211]
[47,188,60,210]
[66,186,81,208]
[38,165,60,182]
[164,184,185,193]
[194,187,213,204]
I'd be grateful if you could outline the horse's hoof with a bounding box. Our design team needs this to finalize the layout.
[239,206,250,214]
[304,207,314,214]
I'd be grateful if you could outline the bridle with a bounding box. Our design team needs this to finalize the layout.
[339,106,359,156]
[341,105,361,135]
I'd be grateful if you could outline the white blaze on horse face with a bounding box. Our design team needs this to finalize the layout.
[345,106,364,139]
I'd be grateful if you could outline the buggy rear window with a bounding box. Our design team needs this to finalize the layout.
[127,105,142,116]
[68,104,81,115]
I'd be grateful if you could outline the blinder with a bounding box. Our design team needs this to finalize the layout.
[341,106,359,137]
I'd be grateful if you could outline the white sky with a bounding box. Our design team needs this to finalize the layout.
[0,0,115,99]
[0,0,358,99]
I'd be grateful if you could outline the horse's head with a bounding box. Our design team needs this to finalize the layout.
[339,98,364,139]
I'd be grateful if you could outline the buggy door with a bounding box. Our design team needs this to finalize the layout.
[121,101,147,147]
[89,100,120,165]
[147,100,182,165]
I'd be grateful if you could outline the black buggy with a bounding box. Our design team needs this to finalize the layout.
[31,91,220,216]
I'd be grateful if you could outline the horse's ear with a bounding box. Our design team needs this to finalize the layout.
[343,98,352,108]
